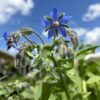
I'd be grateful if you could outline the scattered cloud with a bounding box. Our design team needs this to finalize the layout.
[85,27,100,44]
[42,31,48,37]
[82,3,100,21]
[0,0,34,24]
[73,28,88,37]
[74,27,100,44]
[8,48,18,56]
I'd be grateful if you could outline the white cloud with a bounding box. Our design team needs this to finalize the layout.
[73,28,88,37]
[74,27,100,44]
[85,27,100,44]
[0,0,34,24]
[8,48,18,56]
[83,3,100,21]
[42,31,48,37]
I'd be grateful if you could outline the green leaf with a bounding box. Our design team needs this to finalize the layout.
[24,45,35,52]
[0,88,8,95]
[72,93,83,100]
[53,39,59,45]
[33,84,42,100]
[21,88,34,99]
[87,75,100,84]
[25,51,34,59]
[83,92,91,99]
[76,45,100,56]
[40,82,51,100]
[42,44,53,51]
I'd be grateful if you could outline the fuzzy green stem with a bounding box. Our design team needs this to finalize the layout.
[0,74,8,81]
[82,80,87,92]
[50,54,70,99]
[22,34,37,46]
[58,71,70,100]
[32,31,45,44]
[94,83,100,100]
[82,80,89,100]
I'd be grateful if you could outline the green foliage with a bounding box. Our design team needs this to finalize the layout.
[1,30,100,100]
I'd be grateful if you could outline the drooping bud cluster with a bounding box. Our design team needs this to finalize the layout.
[3,32,20,50]
[58,38,74,59]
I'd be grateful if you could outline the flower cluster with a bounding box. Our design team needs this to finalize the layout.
[3,8,78,51]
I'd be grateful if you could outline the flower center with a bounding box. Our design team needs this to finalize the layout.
[53,21,59,27]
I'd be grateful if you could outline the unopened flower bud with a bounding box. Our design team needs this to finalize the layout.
[58,43,73,59]
[59,43,67,59]
[71,35,78,47]
[67,29,78,48]
[66,47,74,58]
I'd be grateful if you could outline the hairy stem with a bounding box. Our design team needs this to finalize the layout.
[32,30,45,44]
[58,71,70,100]
[0,74,8,81]
[82,80,87,92]
[82,80,89,100]
[22,34,37,46]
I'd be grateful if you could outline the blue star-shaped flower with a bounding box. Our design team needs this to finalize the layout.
[41,8,72,38]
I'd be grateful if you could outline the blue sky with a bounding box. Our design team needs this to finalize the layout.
[0,0,100,52]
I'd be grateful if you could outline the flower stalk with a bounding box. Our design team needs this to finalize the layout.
[32,30,45,44]
[22,34,37,46]
[58,71,71,99]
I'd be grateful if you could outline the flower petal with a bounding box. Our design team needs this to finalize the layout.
[48,28,55,38]
[50,8,59,21]
[58,27,67,37]
[41,19,51,27]
[60,16,72,24]
[3,32,8,40]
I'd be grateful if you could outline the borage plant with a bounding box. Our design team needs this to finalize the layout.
[1,8,100,100]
